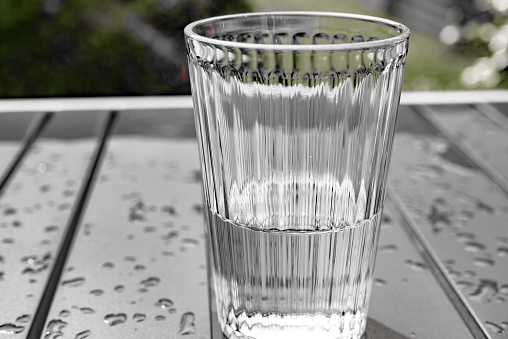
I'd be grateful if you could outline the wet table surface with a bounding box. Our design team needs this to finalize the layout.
[0,92,507,339]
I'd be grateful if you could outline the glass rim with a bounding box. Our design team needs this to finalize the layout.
[184,11,410,51]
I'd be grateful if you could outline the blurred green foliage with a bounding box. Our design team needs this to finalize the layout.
[0,1,42,31]
[454,8,508,89]
[0,0,250,97]
[1,0,506,97]
[246,0,508,91]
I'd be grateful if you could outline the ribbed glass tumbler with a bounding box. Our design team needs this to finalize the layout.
[184,12,409,339]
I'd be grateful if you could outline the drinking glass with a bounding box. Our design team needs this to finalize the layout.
[184,12,409,339]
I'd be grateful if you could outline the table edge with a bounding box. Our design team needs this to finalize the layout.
[0,91,507,113]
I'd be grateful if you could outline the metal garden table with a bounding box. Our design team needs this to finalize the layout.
[0,91,507,339]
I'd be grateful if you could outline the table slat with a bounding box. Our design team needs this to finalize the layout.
[491,103,508,120]
[476,103,508,134]
[389,106,508,339]
[0,111,107,338]
[368,200,474,339]
[42,109,209,339]
[419,104,508,195]
[0,112,51,192]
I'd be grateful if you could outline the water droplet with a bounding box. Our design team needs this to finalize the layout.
[162,205,177,216]
[182,238,199,248]
[410,332,416,338]
[104,314,126,326]
[373,278,386,286]
[456,232,475,242]
[90,289,104,296]
[74,330,91,339]
[44,319,67,338]
[155,315,166,321]
[3,207,17,216]
[59,310,70,317]
[463,270,476,278]
[15,315,31,323]
[102,262,114,269]
[470,279,498,303]
[442,259,455,265]
[143,226,157,233]
[40,252,52,262]
[40,184,51,193]
[499,284,508,294]
[465,242,486,253]
[192,204,203,214]
[62,277,85,287]
[62,190,75,197]
[381,214,392,224]
[179,312,195,335]
[44,225,58,233]
[0,323,25,334]
[124,256,136,262]
[405,260,426,271]
[457,281,475,289]
[459,210,474,219]
[140,276,160,288]
[498,237,508,245]
[162,231,179,240]
[427,202,452,232]
[485,321,505,334]
[378,244,397,253]
[447,269,461,278]
[22,264,50,275]
[57,203,71,211]
[476,199,494,214]
[114,285,125,293]
[155,298,174,309]
[134,264,146,271]
[3,238,14,244]
[80,307,94,314]
[133,313,146,322]
[497,247,508,257]
[162,251,175,257]
[474,257,494,267]
[129,200,146,222]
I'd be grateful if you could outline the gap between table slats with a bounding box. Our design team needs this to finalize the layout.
[26,111,118,339]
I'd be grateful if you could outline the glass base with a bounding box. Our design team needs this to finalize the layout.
[220,310,367,339]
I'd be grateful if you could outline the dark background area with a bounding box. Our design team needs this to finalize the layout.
[0,0,250,98]
[0,0,506,98]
